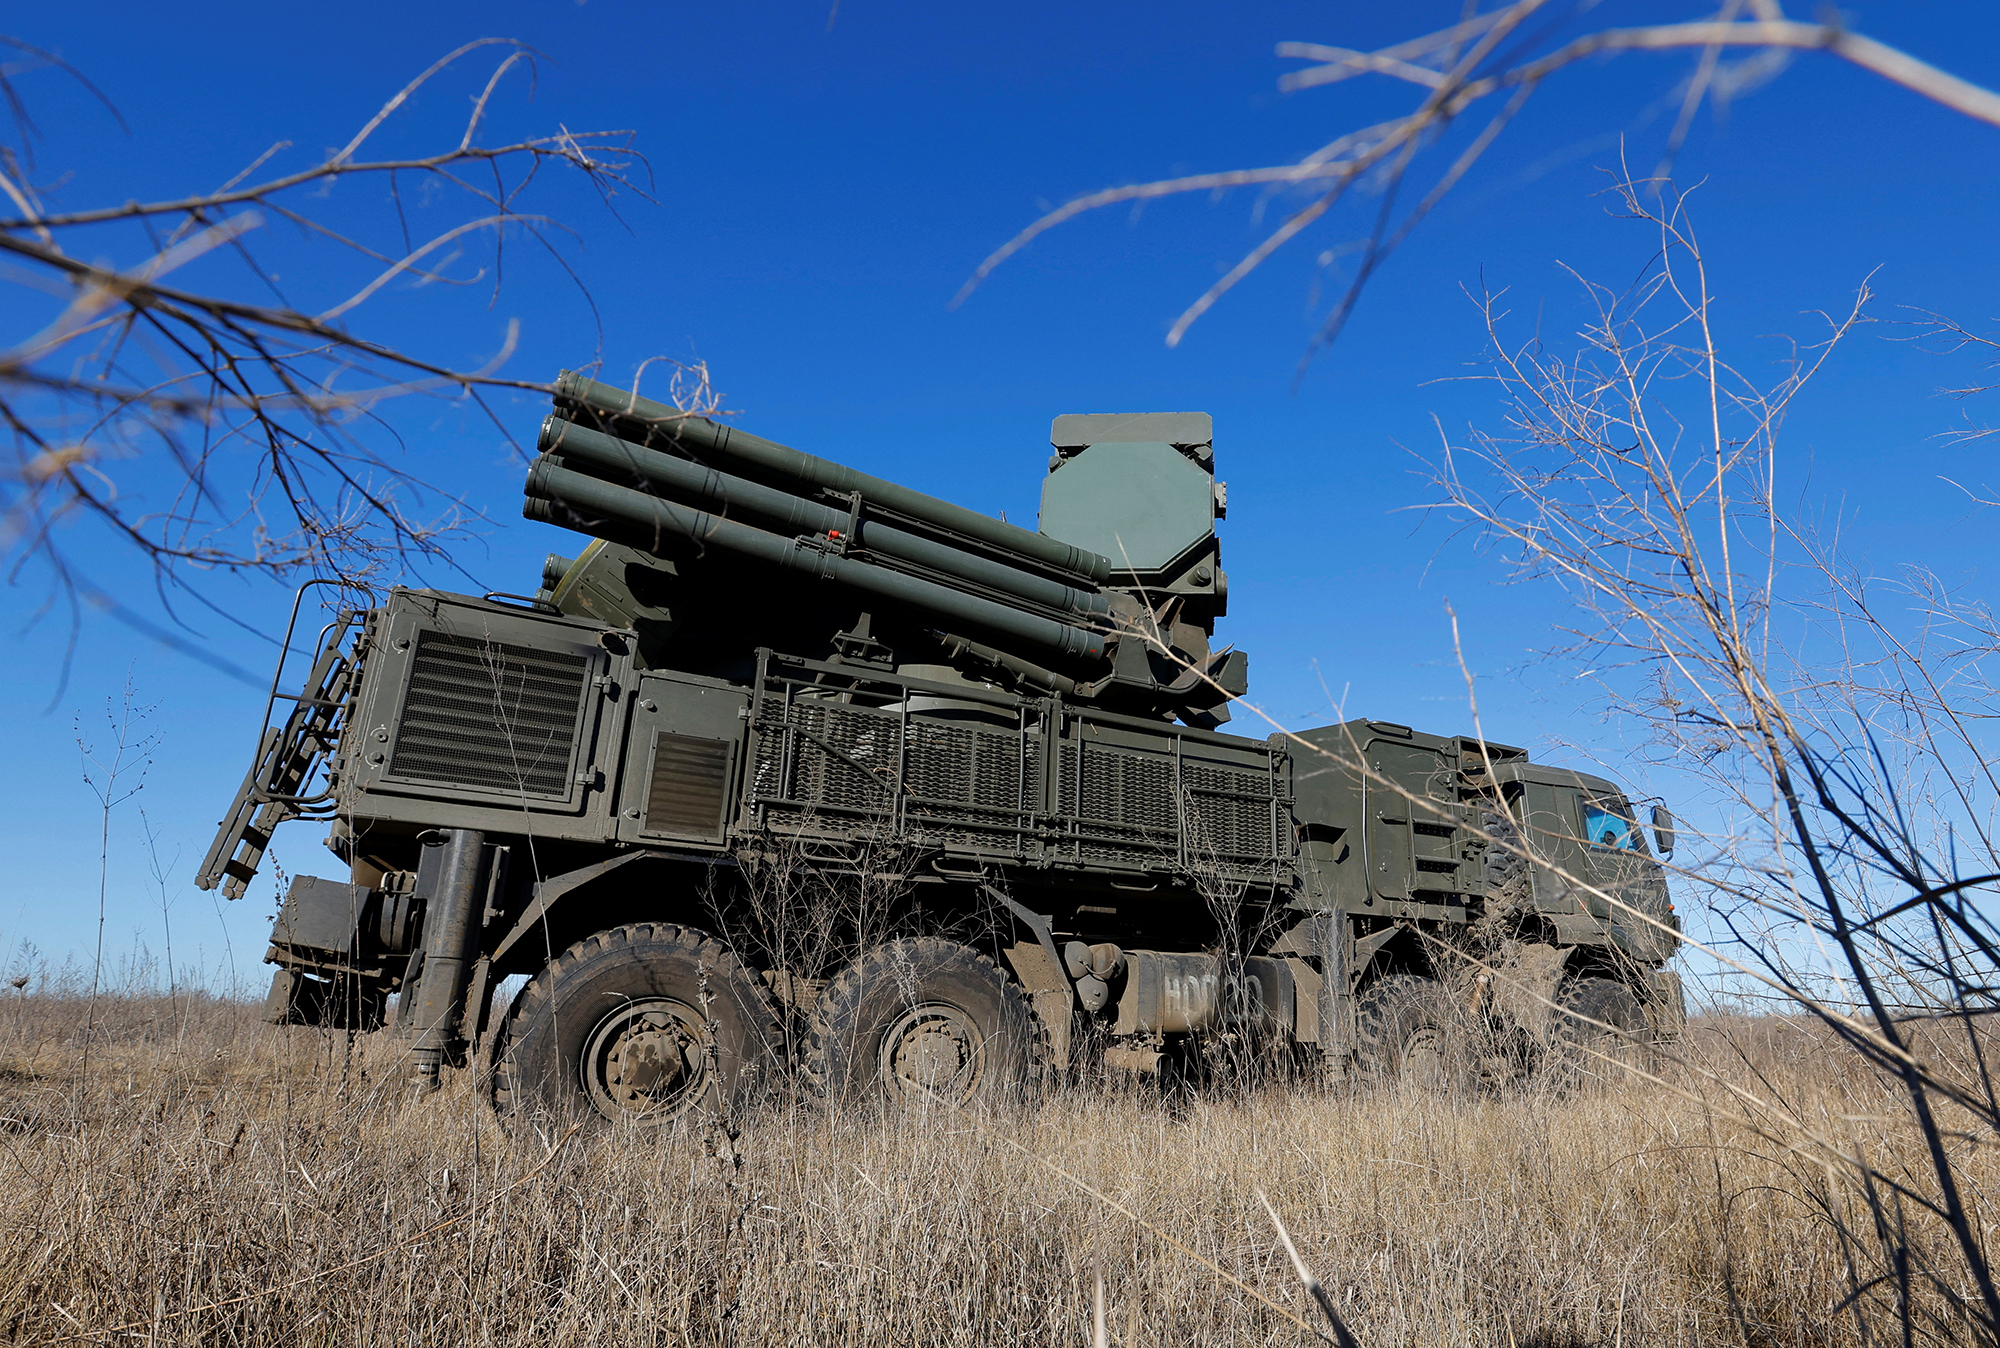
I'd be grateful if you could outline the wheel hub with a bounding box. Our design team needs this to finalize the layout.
[1400,1024,1453,1092]
[880,1004,982,1100]
[582,999,710,1123]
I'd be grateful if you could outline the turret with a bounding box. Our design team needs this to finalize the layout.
[522,375,1247,725]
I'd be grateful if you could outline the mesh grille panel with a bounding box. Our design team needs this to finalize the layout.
[1184,761,1277,862]
[748,669,1287,877]
[772,697,895,816]
[387,631,588,796]
[1067,744,1176,863]
[904,719,1028,849]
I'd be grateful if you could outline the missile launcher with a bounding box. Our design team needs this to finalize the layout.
[521,375,1246,726]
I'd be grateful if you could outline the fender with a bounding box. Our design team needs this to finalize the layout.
[489,852,651,970]
[982,882,1074,1070]
[488,848,736,970]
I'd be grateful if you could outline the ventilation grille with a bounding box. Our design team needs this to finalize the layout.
[1182,761,1279,863]
[645,733,732,838]
[388,631,589,797]
[751,696,1039,851]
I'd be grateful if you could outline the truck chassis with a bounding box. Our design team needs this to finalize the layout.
[202,585,1683,1121]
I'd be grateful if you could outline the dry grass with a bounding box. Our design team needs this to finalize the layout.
[0,993,1988,1347]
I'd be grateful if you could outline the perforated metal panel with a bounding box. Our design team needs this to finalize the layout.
[387,630,589,797]
[1183,760,1281,864]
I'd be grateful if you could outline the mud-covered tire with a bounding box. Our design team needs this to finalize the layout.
[1355,973,1474,1094]
[1552,975,1653,1092]
[492,922,781,1129]
[812,938,1046,1107]
[1481,810,1533,913]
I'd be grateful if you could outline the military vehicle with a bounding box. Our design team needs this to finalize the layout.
[198,374,1683,1122]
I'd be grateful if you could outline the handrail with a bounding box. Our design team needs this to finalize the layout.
[483,590,561,613]
[248,578,377,803]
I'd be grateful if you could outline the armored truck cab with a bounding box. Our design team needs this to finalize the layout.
[199,389,1681,1122]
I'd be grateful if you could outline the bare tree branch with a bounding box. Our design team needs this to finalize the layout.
[959,4,2000,369]
[0,36,662,662]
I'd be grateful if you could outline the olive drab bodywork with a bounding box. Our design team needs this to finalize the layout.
[199,378,1683,1120]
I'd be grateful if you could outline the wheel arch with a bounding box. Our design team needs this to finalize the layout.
[489,851,738,979]
[1351,919,1434,988]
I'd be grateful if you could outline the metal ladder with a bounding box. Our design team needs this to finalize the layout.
[197,593,370,899]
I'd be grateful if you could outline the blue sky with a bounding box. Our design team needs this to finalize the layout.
[4,3,1998,977]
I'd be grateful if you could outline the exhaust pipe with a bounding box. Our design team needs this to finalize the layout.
[408,829,485,1092]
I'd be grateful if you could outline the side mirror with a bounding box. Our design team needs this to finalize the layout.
[1651,805,1676,858]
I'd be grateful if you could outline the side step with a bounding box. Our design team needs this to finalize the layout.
[199,727,288,898]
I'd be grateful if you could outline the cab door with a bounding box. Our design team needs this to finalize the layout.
[1521,782,1583,915]
[1582,794,1668,944]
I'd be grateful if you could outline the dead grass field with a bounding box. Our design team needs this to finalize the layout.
[0,991,1987,1347]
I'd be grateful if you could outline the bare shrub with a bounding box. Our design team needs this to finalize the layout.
[958,3,2000,378]
[1435,182,2000,1343]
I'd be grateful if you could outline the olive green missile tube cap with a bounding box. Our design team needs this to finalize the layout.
[553,372,1112,585]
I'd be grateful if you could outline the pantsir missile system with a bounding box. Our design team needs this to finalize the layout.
[200,376,1683,1119]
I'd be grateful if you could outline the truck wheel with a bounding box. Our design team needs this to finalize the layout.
[1480,809,1533,912]
[1552,976,1653,1091]
[492,922,781,1129]
[812,938,1046,1107]
[1355,974,1472,1093]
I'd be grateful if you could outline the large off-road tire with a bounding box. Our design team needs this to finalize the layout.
[492,922,781,1129]
[1480,809,1533,914]
[812,938,1046,1107]
[1552,975,1654,1092]
[1355,973,1475,1094]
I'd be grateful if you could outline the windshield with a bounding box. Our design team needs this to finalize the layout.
[1583,797,1645,852]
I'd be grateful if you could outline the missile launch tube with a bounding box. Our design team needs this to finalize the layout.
[524,459,1108,666]
[552,372,1112,585]
[539,417,1110,621]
